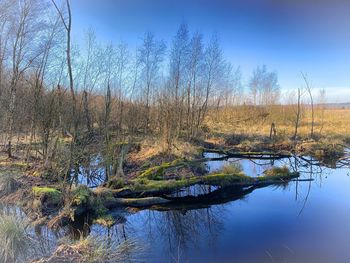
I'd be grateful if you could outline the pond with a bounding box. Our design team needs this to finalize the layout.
[2,153,350,263]
[70,153,107,188]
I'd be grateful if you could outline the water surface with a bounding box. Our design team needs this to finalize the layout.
[2,154,350,263]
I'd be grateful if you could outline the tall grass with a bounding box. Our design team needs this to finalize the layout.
[82,236,141,263]
[0,213,31,263]
[40,236,143,263]
[0,175,19,196]
[218,163,242,174]
[207,107,350,141]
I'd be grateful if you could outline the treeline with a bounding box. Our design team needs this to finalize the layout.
[0,0,324,165]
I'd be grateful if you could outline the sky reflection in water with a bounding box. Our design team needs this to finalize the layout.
[2,154,350,263]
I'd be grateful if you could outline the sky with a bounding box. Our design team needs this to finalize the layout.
[70,0,350,102]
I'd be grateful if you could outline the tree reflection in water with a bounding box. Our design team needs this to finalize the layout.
[2,154,348,262]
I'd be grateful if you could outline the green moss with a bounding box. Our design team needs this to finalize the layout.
[32,186,60,196]
[32,186,62,205]
[106,177,125,189]
[139,158,186,180]
[106,156,300,196]
[139,164,168,180]
[130,171,255,192]
[131,177,199,192]
[202,173,254,186]
[71,185,92,206]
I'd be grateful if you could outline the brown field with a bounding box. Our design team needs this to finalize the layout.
[206,107,350,143]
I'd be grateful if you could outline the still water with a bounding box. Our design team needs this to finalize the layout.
[2,153,350,263]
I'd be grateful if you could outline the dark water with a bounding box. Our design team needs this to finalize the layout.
[70,153,107,188]
[99,154,350,263]
[2,153,350,262]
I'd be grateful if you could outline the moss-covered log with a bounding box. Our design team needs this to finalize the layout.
[43,165,299,230]
[32,186,62,206]
[108,166,299,198]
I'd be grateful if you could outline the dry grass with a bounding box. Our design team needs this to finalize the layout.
[128,136,199,164]
[0,175,20,197]
[33,236,142,263]
[218,163,243,175]
[206,107,350,142]
[0,213,31,263]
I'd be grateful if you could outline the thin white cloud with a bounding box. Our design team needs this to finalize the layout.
[322,87,350,103]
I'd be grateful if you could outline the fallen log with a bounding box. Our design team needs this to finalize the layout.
[203,148,292,159]
[109,169,300,199]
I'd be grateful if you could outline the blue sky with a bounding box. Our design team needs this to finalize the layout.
[70,0,350,102]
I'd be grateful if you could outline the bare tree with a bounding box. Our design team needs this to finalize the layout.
[293,87,303,140]
[138,32,166,132]
[79,28,105,135]
[198,34,225,129]
[186,32,204,138]
[249,65,280,106]
[301,72,314,139]
[0,0,11,100]
[317,88,326,135]
[0,1,12,138]
[26,13,61,161]
[163,22,190,150]
[5,0,46,158]
[51,0,76,136]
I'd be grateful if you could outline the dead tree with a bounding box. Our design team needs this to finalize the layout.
[301,72,314,139]
[51,0,76,136]
[293,88,302,140]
